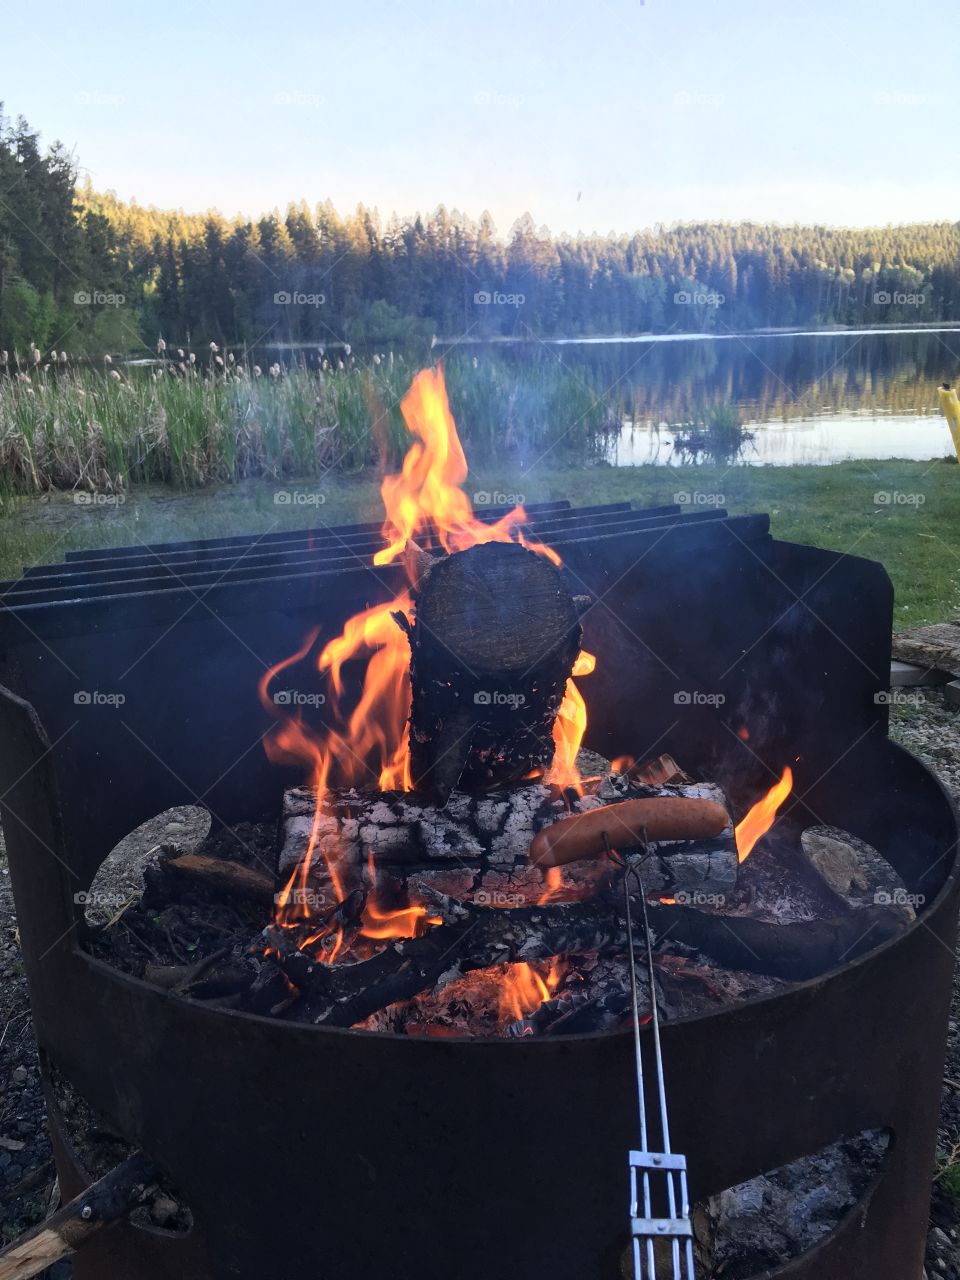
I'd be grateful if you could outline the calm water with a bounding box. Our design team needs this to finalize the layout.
[443,327,960,466]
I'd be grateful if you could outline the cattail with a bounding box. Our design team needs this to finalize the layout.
[157,337,167,353]
[17,372,30,383]
[373,354,381,365]
[209,341,219,353]
[344,343,351,357]
[110,369,121,381]
[0,351,6,364]
[215,355,224,367]
[59,351,67,363]
[31,345,41,364]
[253,365,262,377]
[104,353,112,364]
[178,362,186,372]
[189,352,196,365]
[227,352,235,364]
[337,360,344,370]
[472,356,479,368]
[177,348,184,358]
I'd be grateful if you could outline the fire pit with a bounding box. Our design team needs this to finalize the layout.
[0,367,956,1279]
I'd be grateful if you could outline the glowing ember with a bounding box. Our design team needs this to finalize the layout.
[735,766,794,862]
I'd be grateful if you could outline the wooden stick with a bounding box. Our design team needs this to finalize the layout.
[0,1152,156,1280]
[166,853,275,904]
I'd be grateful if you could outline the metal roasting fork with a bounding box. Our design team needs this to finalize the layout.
[604,832,696,1280]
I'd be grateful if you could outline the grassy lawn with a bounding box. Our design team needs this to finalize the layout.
[1,458,958,629]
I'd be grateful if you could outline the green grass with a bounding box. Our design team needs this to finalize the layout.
[1,458,958,628]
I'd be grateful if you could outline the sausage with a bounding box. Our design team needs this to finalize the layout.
[529,797,730,867]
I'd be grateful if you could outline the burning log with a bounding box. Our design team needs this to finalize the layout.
[269,893,627,1027]
[269,884,911,1027]
[402,541,582,803]
[278,777,739,901]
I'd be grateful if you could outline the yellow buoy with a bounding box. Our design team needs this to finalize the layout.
[938,383,960,461]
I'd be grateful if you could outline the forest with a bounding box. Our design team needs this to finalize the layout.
[2,108,959,356]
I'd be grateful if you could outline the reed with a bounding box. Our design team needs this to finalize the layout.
[0,352,623,495]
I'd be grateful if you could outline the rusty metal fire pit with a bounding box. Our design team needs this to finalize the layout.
[0,500,955,1280]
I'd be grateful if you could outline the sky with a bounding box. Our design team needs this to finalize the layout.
[3,0,957,236]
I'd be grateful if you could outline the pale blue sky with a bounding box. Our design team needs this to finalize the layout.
[4,0,956,234]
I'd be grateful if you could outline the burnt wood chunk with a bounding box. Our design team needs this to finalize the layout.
[406,541,582,803]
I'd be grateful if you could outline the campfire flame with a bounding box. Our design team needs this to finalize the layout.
[499,958,567,1025]
[735,766,794,862]
[261,365,596,967]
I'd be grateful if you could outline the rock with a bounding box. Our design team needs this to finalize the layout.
[892,623,960,678]
[0,1134,26,1151]
[11,1066,27,1085]
[149,1194,180,1227]
[801,830,869,896]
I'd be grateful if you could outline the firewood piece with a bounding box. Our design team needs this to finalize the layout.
[407,541,582,803]
[529,797,731,867]
[644,902,911,982]
[165,853,275,904]
[627,753,691,786]
[279,778,736,888]
[0,1152,156,1280]
[268,895,627,1027]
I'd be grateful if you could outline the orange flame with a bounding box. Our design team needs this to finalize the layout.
[735,766,794,863]
[547,649,596,791]
[499,958,567,1025]
[374,365,528,564]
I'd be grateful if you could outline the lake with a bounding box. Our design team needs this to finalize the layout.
[437,327,959,466]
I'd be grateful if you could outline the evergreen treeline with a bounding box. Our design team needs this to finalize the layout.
[2,108,959,355]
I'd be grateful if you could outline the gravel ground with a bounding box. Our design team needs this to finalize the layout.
[1,696,959,1277]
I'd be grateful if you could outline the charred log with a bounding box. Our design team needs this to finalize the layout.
[269,894,625,1027]
[644,901,911,982]
[404,541,582,803]
[269,888,911,1026]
